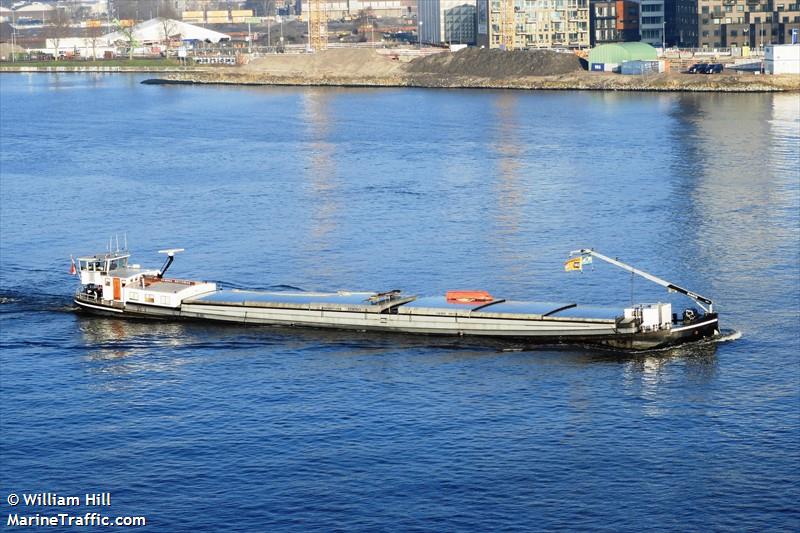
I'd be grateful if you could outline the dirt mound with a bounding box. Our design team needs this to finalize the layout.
[244,48,405,78]
[405,48,584,78]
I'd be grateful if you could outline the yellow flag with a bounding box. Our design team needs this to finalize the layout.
[564,257,583,272]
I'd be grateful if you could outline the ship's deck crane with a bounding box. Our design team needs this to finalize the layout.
[570,249,715,313]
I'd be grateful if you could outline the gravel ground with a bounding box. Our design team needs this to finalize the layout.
[405,48,584,78]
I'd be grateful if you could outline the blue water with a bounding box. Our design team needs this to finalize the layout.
[1,74,798,531]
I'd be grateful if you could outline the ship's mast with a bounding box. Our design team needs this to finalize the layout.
[571,248,714,313]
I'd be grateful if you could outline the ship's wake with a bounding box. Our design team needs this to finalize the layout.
[713,329,742,343]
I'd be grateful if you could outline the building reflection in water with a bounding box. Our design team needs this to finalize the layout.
[300,89,341,280]
[667,94,799,278]
[488,93,529,283]
[621,341,719,417]
[78,316,193,383]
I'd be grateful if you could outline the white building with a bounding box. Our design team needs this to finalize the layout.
[40,18,231,58]
[299,0,405,19]
[765,44,800,74]
[420,0,477,45]
[12,2,56,22]
[639,0,664,47]
[103,18,230,46]
[44,37,115,59]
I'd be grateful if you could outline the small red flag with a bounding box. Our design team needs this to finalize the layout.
[70,256,76,275]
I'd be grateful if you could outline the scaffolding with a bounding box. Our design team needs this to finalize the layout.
[499,0,516,50]
[307,0,328,51]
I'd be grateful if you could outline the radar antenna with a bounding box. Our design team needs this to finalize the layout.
[157,248,185,278]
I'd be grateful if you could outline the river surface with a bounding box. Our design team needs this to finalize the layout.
[1,73,798,531]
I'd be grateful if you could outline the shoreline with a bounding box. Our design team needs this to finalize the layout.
[140,71,800,93]
[3,62,797,93]
[0,65,198,73]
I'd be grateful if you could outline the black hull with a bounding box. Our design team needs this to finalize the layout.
[75,299,720,351]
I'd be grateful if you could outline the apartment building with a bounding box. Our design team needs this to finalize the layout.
[590,0,639,45]
[420,0,477,45]
[697,0,800,48]
[664,0,698,46]
[476,0,590,49]
[639,0,665,46]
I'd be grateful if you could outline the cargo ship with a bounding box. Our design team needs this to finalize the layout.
[71,247,719,351]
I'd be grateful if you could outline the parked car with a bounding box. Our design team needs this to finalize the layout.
[687,63,708,74]
[704,63,724,74]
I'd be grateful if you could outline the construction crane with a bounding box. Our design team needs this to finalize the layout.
[499,0,516,51]
[307,0,328,51]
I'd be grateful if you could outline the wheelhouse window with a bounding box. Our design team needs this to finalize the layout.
[107,257,128,271]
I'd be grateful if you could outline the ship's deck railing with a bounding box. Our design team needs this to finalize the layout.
[75,292,124,309]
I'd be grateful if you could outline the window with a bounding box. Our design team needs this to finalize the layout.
[714,29,720,35]
[731,29,738,36]
[160,296,169,305]
[129,292,138,301]
[702,18,709,24]
[702,30,709,36]
[737,5,744,10]
[145,294,155,303]
[702,5,709,12]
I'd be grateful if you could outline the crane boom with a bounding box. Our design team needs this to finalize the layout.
[570,248,714,313]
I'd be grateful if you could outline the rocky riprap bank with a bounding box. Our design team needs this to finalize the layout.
[143,69,798,92]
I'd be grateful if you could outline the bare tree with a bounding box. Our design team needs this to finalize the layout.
[114,19,138,60]
[158,17,177,56]
[86,23,105,60]
[47,8,71,59]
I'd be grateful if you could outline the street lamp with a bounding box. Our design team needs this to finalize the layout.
[10,9,15,62]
